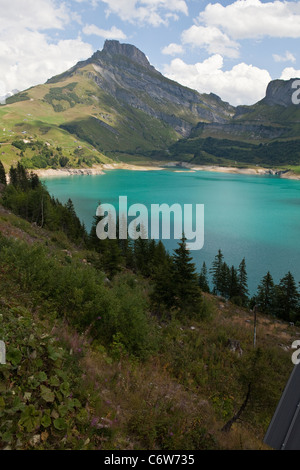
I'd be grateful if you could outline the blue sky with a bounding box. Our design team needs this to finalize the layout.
[0,0,300,105]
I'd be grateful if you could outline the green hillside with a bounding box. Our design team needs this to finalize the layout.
[0,163,299,450]
[0,40,235,170]
[0,42,300,172]
[163,135,300,168]
[0,65,181,169]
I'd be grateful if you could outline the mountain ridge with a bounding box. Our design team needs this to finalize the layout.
[47,40,235,138]
[0,40,300,169]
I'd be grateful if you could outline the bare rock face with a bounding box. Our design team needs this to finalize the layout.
[75,40,235,137]
[101,40,154,71]
[263,79,298,108]
[45,41,300,145]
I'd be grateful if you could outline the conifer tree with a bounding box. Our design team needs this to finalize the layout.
[256,271,275,314]
[119,236,135,270]
[198,262,210,293]
[275,272,299,322]
[89,202,108,252]
[102,239,123,279]
[65,198,76,217]
[88,204,123,277]
[63,198,86,243]
[172,235,202,313]
[238,258,249,306]
[133,237,151,276]
[29,172,40,190]
[228,265,240,300]
[219,261,230,298]
[151,255,175,314]
[16,162,29,191]
[0,160,7,185]
[153,240,168,267]
[9,166,18,187]
[210,249,224,295]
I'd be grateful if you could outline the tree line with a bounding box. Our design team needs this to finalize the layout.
[199,248,300,323]
[0,160,299,323]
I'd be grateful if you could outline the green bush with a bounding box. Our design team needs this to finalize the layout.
[0,237,158,360]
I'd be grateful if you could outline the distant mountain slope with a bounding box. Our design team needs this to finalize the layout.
[191,78,300,142]
[0,40,234,166]
[165,78,300,168]
[48,40,235,137]
[0,41,300,169]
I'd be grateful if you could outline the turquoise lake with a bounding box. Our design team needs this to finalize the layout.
[43,169,300,295]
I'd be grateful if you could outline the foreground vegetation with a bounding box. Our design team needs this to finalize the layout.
[0,163,298,450]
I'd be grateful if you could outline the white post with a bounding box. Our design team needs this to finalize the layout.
[0,341,6,365]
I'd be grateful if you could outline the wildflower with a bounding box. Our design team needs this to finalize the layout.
[91,418,99,427]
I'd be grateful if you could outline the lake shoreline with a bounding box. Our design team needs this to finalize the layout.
[35,162,300,180]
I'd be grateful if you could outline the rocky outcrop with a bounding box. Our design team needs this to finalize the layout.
[72,40,235,137]
[46,40,300,145]
[191,121,288,140]
[263,79,299,107]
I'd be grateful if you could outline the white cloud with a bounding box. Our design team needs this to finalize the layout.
[83,24,127,40]
[0,0,93,96]
[181,25,240,58]
[162,43,184,55]
[163,55,272,106]
[163,1,300,74]
[198,0,300,40]
[280,67,300,80]
[0,0,70,31]
[0,31,93,96]
[100,0,188,26]
[273,51,296,63]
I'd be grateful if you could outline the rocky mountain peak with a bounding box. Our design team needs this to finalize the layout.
[101,40,153,70]
[263,78,299,107]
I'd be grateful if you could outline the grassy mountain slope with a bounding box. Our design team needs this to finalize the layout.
[163,79,300,168]
[0,188,297,450]
[0,64,181,167]
[0,41,235,169]
[1,42,300,170]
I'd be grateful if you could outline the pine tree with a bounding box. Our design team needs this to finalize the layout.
[275,272,299,322]
[63,198,86,243]
[16,162,29,191]
[119,237,135,270]
[153,240,169,267]
[219,261,230,298]
[89,202,107,252]
[228,265,240,300]
[29,172,40,190]
[238,258,249,306]
[133,237,151,276]
[210,249,224,295]
[65,198,76,216]
[256,271,276,314]
[151,255,175,315]
[172,235,202,314]
[102,239,123,279]
[198,262,210,293]
[8,163,29,190]
[0,161,7,185]
[9,166,18,187]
